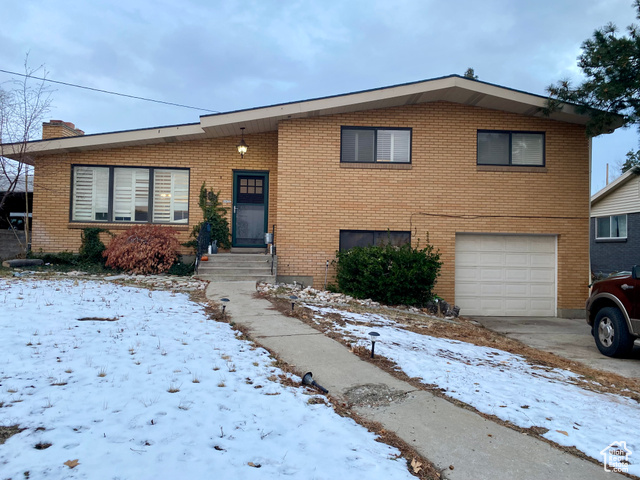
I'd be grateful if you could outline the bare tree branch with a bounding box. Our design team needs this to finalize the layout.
[0,53,53,253]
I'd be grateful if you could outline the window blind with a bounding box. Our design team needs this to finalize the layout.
[153,169,189,223]
[72,167,109,221]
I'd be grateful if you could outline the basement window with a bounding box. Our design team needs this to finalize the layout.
[339,230,411,251]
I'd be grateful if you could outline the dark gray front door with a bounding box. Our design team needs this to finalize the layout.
[232,172,268,247]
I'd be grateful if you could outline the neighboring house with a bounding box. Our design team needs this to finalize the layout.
[0,173,33,230]
[590,168,640,275]
[0,76,624,317]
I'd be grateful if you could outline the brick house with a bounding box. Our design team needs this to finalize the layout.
[2,75,623,317]
[590,168,640,276]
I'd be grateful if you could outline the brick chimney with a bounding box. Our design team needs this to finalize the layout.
[42,120,85,140]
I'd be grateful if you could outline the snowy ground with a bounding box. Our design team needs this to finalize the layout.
[304,304,640,476]
[0,279,415,480]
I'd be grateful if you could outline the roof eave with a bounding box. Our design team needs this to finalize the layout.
[5,75,624,157]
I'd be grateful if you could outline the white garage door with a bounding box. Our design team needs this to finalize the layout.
[455,234,556,316]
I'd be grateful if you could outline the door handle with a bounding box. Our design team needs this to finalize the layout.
[621,284,634,290]
[233,206,237,214]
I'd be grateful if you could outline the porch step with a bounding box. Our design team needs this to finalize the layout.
[230,247,267,254]
[195,253,276,283]
[197,274,276,283]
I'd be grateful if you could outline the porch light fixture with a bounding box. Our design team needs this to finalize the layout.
[236,127,248,158]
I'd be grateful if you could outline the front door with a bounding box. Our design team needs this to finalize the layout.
[232,172,268,247]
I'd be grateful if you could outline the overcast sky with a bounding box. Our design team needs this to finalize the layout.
[1,0,637,193]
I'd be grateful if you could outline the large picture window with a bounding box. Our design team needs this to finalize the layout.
[339,230,411,251]
[596,215,627,239]
[477,130,545,166]
[71,165,189,224]
[341,127,411,163]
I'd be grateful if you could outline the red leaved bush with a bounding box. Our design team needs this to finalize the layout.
[103,225,181,274]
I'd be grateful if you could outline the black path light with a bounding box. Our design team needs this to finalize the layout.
[289,295,298,312]
[220,297,230,319]
[302,372,329,394]
[368,331,380,358]
[236,127,248,158]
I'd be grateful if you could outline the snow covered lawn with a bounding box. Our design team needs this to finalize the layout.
[304,304,640,476]
[0,279,414,480]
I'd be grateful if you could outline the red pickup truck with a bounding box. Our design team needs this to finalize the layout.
[586,266,640,357]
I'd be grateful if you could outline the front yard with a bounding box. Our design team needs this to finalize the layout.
[0,278,414,480]
[260,284,640,476]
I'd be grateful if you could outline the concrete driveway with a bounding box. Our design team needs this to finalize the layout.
[473,316,640,379]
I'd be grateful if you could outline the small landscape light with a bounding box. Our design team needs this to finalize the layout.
[289,295,298,312]
[301,371,328,394]
[368,331,380,358]
[220,298,230,319]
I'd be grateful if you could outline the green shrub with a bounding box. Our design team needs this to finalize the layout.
[33,251,78,265]
[334,241,442,306]
[167,261,195,276]
[103,225,181,274]
[79,228,110,264]
[189,183,231,251]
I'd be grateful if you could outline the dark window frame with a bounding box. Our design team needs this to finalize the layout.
[339,229,411,252]
[477,130,546,167]
[69,164,190,225]
[340,126,412,164]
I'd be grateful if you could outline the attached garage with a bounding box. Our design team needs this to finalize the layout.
[455,234,557,316]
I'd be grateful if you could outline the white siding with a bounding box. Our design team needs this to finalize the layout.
[592,175,640,217]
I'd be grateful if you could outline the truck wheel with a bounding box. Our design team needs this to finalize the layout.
[594,307,635,358]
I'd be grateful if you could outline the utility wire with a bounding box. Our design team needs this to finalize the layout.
[0,68,220,113]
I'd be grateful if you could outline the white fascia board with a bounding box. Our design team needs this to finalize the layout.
[200,76,593,131]
[4,123,205,158]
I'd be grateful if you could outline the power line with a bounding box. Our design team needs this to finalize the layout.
[0,68,220,113]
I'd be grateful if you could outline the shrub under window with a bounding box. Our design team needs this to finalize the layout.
[334,240,442,306]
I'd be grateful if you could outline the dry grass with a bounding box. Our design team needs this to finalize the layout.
[213,308,441,480]
[259,293,640,475]
[264,294,640,401]
[0,425,25,445]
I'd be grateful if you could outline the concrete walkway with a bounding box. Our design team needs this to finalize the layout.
[206,281,625,480]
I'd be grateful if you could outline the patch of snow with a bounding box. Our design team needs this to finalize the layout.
[314,307,640,476]
[0,279,413,480]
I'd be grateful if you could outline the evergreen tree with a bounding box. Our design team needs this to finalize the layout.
[190,183,231,249]
[547,0,640,141]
